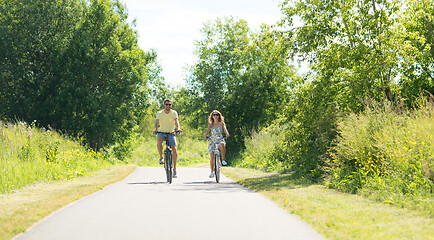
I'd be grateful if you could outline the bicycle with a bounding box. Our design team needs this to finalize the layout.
[157,131,181,184]
[206,136,226,183]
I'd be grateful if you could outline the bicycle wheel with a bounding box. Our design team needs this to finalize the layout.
[167,152,173,184]
[164,149,172,183]
[214,152,221,183]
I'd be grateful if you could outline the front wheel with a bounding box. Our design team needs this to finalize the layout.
[164,149,172,184]
[214,152,221,183]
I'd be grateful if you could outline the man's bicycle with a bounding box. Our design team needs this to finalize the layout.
[157,131,181,184]
[206,136,226,183]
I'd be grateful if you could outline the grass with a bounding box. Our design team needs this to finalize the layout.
[0,121,117,194]
[0,164,136,240]
[325,100,434,215]
[223,167,434,240]
[129,134,210,167]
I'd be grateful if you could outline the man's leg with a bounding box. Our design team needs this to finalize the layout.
[157,137,163,164]
[171,145,178,170]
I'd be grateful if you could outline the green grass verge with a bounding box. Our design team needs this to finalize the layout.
[222,167,434,240]
[0,165,136,240]
[129,135,210,167]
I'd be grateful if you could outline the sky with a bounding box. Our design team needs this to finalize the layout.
[121,0,284,87]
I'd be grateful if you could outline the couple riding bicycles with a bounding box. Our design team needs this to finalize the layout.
[153,99,229,181]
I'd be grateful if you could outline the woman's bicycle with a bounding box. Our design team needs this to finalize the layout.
[206,136,226,183]
[157,131,181,184]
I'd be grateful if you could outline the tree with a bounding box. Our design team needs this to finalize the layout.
[0,0,158,151]
[396,0,434,103]
[0,0,84,122]
[271,0,404,175]
[280,0,402,112]
[188,17,295,153]
[53,0,153,150]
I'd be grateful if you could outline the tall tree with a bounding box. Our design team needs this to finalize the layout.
[280,0,402,112]
[0,0,158,151]
[396,0,434,102]
[54,0,153,150]
[0,0,84,122]
[188,17,294,153]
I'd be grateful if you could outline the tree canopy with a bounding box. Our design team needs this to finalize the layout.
[186,17,296,152]
[0,0,160,150]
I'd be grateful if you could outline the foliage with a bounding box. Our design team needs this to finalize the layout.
[187,17,295,154]
[271,79,340,177]
[269,0,433,179]
[0,121,117,194]
[237,125,285,172]
[280,0,403,109]
[324,98,434,214]
[395,0,434,104]
[0,0,160,151]
[128,133,209,167]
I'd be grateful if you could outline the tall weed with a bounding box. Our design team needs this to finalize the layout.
[237,126,284,172]
[0,121,116,194]
[325,99,434,215]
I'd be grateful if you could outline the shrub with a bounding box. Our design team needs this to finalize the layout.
[0,121,116,194]
[325,98,434,214]
[238,126,284,172]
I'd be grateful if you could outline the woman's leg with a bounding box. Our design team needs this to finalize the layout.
[218,143,226,161]
[209,153,215,172]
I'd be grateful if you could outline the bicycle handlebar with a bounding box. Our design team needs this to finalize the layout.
[205,136,227,139]
[156,130,182,134]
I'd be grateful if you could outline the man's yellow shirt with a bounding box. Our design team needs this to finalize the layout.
[156,109,178,132]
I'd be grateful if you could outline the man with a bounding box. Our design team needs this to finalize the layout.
[153,99,182,178]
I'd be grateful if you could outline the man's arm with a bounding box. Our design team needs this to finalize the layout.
[174,118,181,132]
[153,119,159,135]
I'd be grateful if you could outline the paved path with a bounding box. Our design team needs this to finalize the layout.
[14,167,326,240]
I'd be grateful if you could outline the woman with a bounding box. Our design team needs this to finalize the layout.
[203,110,230,178]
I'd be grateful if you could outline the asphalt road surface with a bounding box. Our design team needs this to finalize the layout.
[14,167,326,240]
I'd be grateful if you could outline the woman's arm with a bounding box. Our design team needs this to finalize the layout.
[222,122,230,138]
[203,123,212,138]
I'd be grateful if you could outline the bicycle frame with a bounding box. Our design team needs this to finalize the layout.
[213,143,221,183]
[207,137,225,183]
[157,131,179,184]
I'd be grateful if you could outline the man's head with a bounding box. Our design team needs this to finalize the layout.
[163,99,172,110]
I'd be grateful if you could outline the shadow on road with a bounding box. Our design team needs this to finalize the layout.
[127,182,167,185]
[174,181,254,193]
[126,180,254,193]
[238,173,315,192]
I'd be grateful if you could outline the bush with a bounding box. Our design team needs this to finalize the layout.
[325,98,434,214]
[0,121,116,194]
[237,126,284,172]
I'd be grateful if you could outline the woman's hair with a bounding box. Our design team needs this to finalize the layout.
[208,110,224,123]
